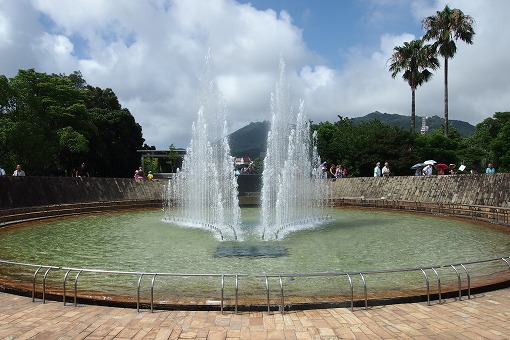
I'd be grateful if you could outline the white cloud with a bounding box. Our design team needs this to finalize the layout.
[0,0,508,149]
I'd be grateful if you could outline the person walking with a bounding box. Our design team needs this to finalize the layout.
[382,162,391,177]
[374,162,382,177]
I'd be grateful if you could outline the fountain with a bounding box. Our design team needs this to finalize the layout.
[165,54,330,242]
[164,52,242,241]
[260,57,331,240]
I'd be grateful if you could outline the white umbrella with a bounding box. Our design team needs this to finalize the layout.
[424,160,437,165]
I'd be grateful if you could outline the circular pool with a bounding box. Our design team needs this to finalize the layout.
[0,208,509,309]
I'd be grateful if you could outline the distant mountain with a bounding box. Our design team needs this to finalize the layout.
[228,121,269,159]
[228,113,476,157]
[352,111,475,137]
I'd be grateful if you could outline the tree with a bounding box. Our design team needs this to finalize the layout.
[0,69,145,177]
[166,144,179,172]
[388,40,439,132]
[422,5,475,136]
[468,112,510,171]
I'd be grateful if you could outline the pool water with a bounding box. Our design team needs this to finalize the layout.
[0,208,508,301]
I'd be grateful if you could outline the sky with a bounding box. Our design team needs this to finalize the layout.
[1,0,509,149]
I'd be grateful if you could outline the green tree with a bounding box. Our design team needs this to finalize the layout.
[388,40,439,132]
[422,5,475,136]
[166,144,179,172]
[0,69,145,177]
[413,129,461,167]
[468,112,510,171]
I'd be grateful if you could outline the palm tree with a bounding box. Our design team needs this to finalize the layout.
[422,5,475,136]
[388,40,439,132]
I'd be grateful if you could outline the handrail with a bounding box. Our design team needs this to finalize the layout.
[450,265,462,301]
[1,256,509,313]
[420,269,430,305]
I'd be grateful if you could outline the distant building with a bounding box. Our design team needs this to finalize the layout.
[136,149,186,174]
[420,116,429,134]
[234,157,252,166]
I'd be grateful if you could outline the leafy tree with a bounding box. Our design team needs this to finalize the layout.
[0,69,145,177]
[413,129,461,166]
[422,5,475,135]
[315,117,415,177]
[467,112,510,171]
[388,40,439,132]
[166,144,179,172]
[252,157,264,174]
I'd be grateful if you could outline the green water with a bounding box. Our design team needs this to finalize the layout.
[0,208,508,299]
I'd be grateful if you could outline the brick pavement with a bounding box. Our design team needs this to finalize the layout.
[0,288,509,339]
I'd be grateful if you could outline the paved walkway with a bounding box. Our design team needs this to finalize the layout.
[0,289,509,339]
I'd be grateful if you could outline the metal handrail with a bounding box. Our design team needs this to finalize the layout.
[1,256,509,313]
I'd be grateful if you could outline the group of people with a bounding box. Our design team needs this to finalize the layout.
[373,162,391,177]
[320,162,348,179]
[0,164,26,176]
[235,163,255,175]
[134,166,153,181]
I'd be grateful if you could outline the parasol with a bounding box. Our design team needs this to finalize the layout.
[410,162,426,169]
[434,163,448,171]
[424,160,437,165]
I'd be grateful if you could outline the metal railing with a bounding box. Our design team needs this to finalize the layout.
[332,198,510,226]
[1,256,509,314]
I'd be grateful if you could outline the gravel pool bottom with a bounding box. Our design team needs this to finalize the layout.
[0,208,509,301]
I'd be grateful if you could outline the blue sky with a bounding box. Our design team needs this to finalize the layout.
[238,0,424,69]
[1,0,509,149]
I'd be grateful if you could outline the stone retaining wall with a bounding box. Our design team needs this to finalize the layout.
[0,177,166,209]
[330,173,510,207]
[1,173,509,210]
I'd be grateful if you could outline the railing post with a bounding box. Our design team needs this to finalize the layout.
[279,275,284,314]
[220,274,224,315]
[420,269,430,306]
[431,267,442,304]
[346,273,353,311]
[150,274,157,313]
[73,270,82,307]
[137,273,144,312]
[265,274,271,314]
[42,267,53,304]
[63,269,72,305]
[460,264,471,299]
[235,274,239,315]
[32,266,42,302]
[450,265,462,301]
[360,273,368,310]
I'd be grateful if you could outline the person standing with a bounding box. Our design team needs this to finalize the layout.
[12,164,26,176]
[76,163,89,177]
[486,163,496,174]
[335,164,343,178]
[374,162,382,177]
[423,164,433,176]
[329,164,336,178]
[382,162,391,177]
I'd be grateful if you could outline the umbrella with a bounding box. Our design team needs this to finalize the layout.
[410,162,426,169]
[435,163,448,171]
[424,160,437,165]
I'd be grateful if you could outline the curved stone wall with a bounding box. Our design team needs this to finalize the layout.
[1,173,509,210]
[0,177,166,209]
[331,173,510,207]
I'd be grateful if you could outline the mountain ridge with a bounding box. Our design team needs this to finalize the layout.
[228,112,476,158]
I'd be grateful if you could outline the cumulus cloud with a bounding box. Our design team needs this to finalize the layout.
[0,0,508,148]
